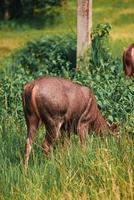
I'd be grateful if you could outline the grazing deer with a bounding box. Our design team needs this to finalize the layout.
[22,76,117,167]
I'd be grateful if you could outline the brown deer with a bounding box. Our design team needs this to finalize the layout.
[123,43,134,77]
[22,76,117,167]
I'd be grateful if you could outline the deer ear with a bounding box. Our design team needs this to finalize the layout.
[110,122,118,131]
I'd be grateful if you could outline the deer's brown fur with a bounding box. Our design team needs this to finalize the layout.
[22,76,115,167]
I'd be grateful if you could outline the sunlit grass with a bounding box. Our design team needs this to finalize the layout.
[93,0,134,56]
[0,115,133,200]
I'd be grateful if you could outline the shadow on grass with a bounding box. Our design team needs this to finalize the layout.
[0,8,61,30]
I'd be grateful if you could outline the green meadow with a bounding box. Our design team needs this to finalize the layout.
[1,121,133,200]
[0,1,134,200]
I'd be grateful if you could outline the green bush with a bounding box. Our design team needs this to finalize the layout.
[16,34,76,74]
[91,23,112,67]
[0,25,134,125]
[0,26,134,200]
[75,24,134,122]
[21,0,67,18]
[0,34,76,121]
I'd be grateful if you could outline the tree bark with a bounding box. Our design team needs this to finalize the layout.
[77,0,92,69]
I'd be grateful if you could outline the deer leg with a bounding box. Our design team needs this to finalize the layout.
[77,122,88,145]
[24,115,39,168]
[125,64,133,77]
[42,121,63,155]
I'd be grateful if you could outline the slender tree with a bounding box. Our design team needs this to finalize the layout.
[77,0,92,68]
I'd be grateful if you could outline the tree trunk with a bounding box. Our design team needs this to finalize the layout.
[77,0,92,69]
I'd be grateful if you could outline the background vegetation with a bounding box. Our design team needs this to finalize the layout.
[0,0,134,62]
[0,0,134,200]
[0,0,67,20]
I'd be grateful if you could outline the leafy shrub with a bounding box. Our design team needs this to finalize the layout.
[16,34,76,75]
[0,25,134,126]
[0,21,133,200]
[75,24,134,122]
[91,23,112,68]
[21,0,67,18]
[0,34,76,121]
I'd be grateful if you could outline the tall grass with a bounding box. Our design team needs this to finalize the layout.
[0,115,133,200]
[1,115,133,199]
[0,31,134,199]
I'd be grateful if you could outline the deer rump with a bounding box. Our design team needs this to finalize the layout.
[22,77,108,166]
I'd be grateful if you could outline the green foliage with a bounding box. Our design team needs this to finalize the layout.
[0,0,67,20]
[17,34,76,74]
[91,23,112,67]
[0,23,134,200]
[21,0,66,17]
[0,34,76,121]
[75,24,134,122]
[0,67,30,121]
[0,25,134,124]
[39,0,67,6]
